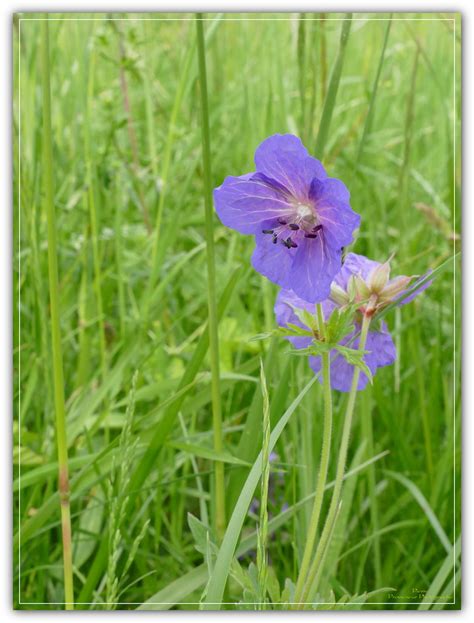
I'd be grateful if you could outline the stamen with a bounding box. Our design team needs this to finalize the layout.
[272,234,278,244]
[262,229,274,234]
[305,224,322,239]
[277,217,287,225]
[289,223,299,231]
[282,237,298,249]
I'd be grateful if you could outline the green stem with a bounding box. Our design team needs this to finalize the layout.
[195,14,226,539]
[40,21,74,609]
[83,34,107,384]
[113,178,126,340]
[293,304,333,604]
[299,313,372,607]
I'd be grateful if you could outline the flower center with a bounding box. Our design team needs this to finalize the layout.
[295,203,314,221]
[260,203,322,250]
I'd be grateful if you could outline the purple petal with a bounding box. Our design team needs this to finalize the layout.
[274,289,314,349]
[308,177,325,202]
[213,173,293,235]
[317,200,361,249]
[254,134,326,200]
[289,236,342,303]
[308,184,359,250]
[323,177,351,202]
[251,224,297,289]
[333,253,380,290]
[364,323,397,370]
[396,271,432,306]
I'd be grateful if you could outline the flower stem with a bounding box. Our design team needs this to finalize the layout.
[299,313,372,606]
[40,20,74,609]
[195,14,226,539]
[293,304,333,605]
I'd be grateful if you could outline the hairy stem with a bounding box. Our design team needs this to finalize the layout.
[293,304,333,604]
[299,313,372,606]
[40,20,74,609]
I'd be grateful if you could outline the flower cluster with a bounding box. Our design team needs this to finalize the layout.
[214,134,431,391]
[275,253,430,391]
[214,134,360,303]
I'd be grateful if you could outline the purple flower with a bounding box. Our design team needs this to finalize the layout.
[213,134,360,303]
[274,253,431,392]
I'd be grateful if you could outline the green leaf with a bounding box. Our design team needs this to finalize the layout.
[292,306,318,333]
[335,345,373,383]
[326,306,357,344]
[187,513,212,555]
[250,323,313,343]
[169,441,250,465]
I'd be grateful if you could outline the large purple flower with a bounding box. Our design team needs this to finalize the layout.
[274,253,431,392]
[213,134,360,303]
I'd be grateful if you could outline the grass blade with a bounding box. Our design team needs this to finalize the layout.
[354,16,392,171]
[201,375,318,609]
[386,470,452,554]
[40,20,74,609]
[315,14,352,157]
[256,360,271,608]
[196,13,226,538]
[418,535,461,610]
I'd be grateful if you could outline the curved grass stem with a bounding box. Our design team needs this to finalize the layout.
[195,14,225,539]
[40,20,74,609]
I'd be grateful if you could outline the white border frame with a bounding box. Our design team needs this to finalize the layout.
[6,2,456,614]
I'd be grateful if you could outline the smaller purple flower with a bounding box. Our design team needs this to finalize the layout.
[274,253,431,392]
[213,134,360,303]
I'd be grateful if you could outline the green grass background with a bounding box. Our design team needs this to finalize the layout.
[13,12,461,610]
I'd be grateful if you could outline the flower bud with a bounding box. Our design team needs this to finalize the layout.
[330,283,350,306]
[367,261,391,293]
[347,275,357,300]
[379,275,412,302]
[353,274,371,300]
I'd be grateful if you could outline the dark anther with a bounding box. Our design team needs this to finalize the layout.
[277,217,288,225]
[262,229,274,234]
[289,223,299,231]
[313,224,323,233]
[304,233,318,239]
[283,237,298,249]
[272,234,278,244]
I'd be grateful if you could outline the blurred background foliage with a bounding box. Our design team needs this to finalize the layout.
[13,12,460,610]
